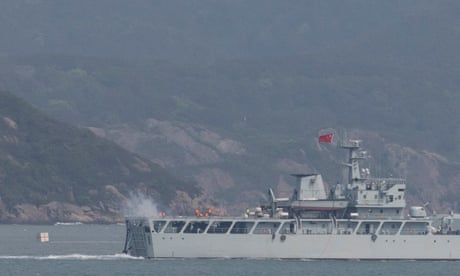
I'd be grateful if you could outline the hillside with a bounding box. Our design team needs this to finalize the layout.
[0,91,199,223]
[0,1,460,217]
[2,56,460,214]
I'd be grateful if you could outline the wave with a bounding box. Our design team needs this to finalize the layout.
[0,254,143,260]
[54,222,84,226]
[49,241,120,244]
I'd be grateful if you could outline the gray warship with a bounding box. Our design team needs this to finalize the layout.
[123,136,460,259]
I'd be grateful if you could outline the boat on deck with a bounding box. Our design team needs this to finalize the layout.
[123,135,460,259]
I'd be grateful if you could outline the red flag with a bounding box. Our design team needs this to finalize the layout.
[319,133,333,143]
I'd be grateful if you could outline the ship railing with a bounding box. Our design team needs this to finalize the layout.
[363,177,405,190]
[135,215,280,220]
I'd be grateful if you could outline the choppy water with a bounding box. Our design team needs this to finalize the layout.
[1,224,460,275]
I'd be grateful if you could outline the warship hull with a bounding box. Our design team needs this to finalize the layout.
[124,217,460,260]
[151,236,459,260]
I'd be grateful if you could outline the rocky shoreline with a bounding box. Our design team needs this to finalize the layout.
[0,201,124,224]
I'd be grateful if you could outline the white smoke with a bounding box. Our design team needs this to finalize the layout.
[122,191,160,217]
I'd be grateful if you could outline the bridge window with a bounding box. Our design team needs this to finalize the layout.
[356,222,380,235]
[279,221,297,234]
[379,221,402,235]
[183,221,210,234]
[164,221,186,233]
[230,221,255,234]
[253,222,281,234]
[336,221,358,234]
[401,222,428,235]
[152,220,166,233]
[301,220,332,234]
[207,221,232,234]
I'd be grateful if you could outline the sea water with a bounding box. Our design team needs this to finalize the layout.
[0,224,459,276]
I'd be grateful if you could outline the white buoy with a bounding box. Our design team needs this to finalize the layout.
[38,232,49,243]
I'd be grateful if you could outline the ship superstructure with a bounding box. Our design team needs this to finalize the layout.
[267,139,406,221]
[123,136,460,259]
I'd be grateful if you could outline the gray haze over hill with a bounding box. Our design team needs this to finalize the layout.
[1,1,460,219]
[2,1,459,65]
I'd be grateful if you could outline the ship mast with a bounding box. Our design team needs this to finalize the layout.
[340,139,367,187]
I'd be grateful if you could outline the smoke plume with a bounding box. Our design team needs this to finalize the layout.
[122,191,160,217]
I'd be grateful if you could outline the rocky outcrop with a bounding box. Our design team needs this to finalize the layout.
[0,185,129,224]
[89,119,246,168]
[0,201,123,224]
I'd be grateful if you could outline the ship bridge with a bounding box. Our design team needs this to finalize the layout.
[340,140,406,219]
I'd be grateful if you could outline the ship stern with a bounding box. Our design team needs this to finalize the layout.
[123,217,154,258]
